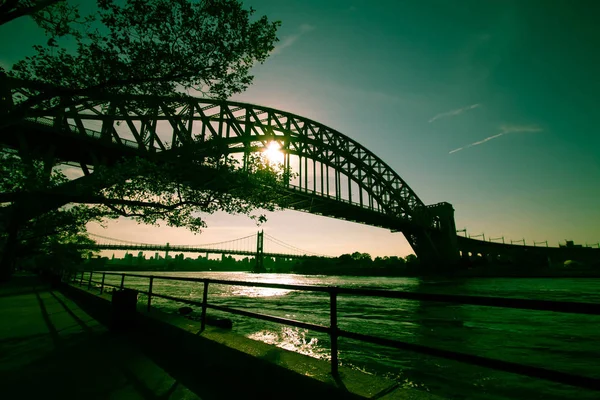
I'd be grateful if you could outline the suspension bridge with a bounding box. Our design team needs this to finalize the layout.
[81,231,330,272]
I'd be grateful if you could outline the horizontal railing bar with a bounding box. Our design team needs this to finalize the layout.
[334,288,600,315]
[207,303,330,334]
[146,291,204,307]
[96,272,600,315]
[200,278,332,293]
[101,273,218,284]
[101,273,332,292]
[339,329,600,391]
[98,282,121,290]
[131,290,329,333]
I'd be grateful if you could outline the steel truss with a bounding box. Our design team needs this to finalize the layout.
[2,87,457,264]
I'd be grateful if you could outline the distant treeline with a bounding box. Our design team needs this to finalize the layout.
[90,252,298,273]
[85,251,420,276]
[291,253,419,276]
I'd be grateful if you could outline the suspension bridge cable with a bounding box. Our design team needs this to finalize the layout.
[264,233,331,257]
[87,232,326,256]
[265,235,314,255]
[87,233,141,245]
[87,232,258,248]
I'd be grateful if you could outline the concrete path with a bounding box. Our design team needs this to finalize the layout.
[0,274,200,400]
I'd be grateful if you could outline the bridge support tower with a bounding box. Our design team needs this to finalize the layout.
[411,202,460,272]
[253,230,265,273]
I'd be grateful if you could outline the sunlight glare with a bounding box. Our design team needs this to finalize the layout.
[263,141,285,165]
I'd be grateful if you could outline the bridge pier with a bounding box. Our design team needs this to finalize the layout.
[410,202,460,273]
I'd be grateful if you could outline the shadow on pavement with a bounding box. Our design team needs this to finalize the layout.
[1,277,202,400]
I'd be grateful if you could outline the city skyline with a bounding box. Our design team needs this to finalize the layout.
[1,0,598,257]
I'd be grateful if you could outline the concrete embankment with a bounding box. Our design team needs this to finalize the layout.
[60,282,444,399]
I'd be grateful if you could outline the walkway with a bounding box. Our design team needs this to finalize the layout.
[0,274,200,399]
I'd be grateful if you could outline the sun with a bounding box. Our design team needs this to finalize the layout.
[263,141,284,165]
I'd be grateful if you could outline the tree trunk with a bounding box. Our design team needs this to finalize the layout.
[0,213,20,283]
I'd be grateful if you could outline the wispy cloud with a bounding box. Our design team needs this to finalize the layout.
[449,124,543,154]
[271,24,315,55]
[429,104,480,123]
[497,124,543,134]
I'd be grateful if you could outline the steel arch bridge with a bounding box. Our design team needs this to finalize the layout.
[1,82,459,267]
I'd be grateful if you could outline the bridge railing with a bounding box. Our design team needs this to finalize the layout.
[69,270,600,391]
[23,116,145,150]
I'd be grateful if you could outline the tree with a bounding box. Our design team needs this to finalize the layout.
[351,252,372,262]
[0,152,100,277]
[0,0,283,281]
[1,0,280,124]
[405,254,418,265]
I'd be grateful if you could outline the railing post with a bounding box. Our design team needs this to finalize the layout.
[147,277,154,312]
[201,280,209,332]
[120,273,125,290]
[330,289,339,376]
[100,272,106,294]
[79,271,84,286]
[87,271,93,289]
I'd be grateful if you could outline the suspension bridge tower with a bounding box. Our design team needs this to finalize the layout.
[253,230,265,273]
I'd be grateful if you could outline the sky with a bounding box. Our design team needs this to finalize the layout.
[1,0,599,257]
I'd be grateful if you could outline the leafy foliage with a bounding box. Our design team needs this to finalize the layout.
[86,151,292,233]
[5,0,280,104]
[0,150,67,192]
[0,152,99,271]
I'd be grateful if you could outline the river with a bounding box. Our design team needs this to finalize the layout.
[101,272,600,400]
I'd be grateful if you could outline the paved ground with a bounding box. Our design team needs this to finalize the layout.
[0,274,201,400]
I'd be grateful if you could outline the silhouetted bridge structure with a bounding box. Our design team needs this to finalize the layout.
[457,236,600,266]
[82,232,329,271]
[2,76,599,269]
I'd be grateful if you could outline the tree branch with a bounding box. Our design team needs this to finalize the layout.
[0,0,63,26]
[0,190,212,212]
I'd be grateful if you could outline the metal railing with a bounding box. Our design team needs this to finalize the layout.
[23,116,146,149]
[68,270,600,391]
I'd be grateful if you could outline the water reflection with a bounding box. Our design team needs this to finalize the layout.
[407,279,470,395]
[226,286,292,298]
[248,327,329,360]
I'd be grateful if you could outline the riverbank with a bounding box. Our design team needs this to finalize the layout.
[1,273,445,399]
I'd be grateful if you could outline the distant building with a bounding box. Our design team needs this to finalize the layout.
[560,240,583,248]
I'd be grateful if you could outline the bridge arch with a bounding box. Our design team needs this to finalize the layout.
[6,92,459,266]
